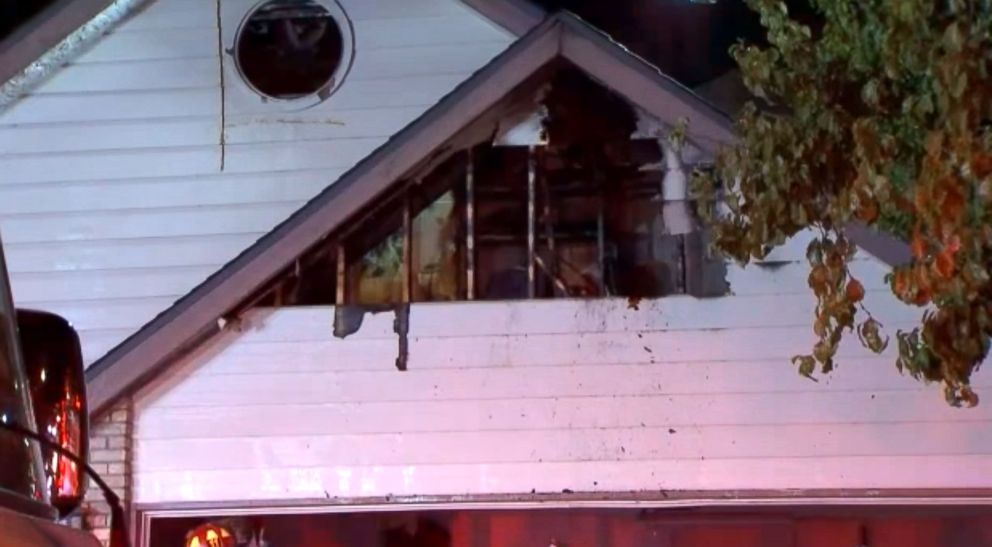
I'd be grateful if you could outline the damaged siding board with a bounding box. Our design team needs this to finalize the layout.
[0,0,513,365]
[215,293,919,340]
[133,300,992,504]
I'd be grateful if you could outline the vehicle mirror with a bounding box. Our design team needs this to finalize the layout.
[17,310,88,519]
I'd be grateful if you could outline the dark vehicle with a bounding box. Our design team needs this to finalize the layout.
[0,233,125,546]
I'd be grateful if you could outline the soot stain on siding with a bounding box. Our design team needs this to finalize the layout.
[333,303,410,372]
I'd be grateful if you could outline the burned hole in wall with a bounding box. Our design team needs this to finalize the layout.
[235,0,347,100]
[251,66,727,311]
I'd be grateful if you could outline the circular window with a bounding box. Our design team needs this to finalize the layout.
[234,0,354,103]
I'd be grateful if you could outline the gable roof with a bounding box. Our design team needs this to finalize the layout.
[0,0,545,110]
[83,10,736,417]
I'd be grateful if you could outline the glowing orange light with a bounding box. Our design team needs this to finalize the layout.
[185,524,234,547]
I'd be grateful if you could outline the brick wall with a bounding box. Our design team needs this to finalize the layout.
[81,399,133,546]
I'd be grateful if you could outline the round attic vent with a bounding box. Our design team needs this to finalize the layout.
[234,0,354,103]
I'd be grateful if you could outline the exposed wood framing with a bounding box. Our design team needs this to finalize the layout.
[559,20,732,153]
[84,12,736,417]
[402,192,413,303]
[597,190,607,296]
[335,245,346,306]
[465,150,477,300]
[527,145,538,298]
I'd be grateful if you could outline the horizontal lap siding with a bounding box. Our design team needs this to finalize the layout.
[132,295,992,504]
[0,0,512,364]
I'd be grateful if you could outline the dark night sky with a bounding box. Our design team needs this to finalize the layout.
[533,0,819,86]
[533,0,768,86]
[0,0,55,41]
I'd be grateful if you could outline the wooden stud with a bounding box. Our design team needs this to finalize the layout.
[527,145,537,298]
[335,244,346,306]
[597,192,607,296]
[402,192,413,303]
[465,149,476,300]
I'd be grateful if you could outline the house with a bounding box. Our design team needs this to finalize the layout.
[1,1,991,546]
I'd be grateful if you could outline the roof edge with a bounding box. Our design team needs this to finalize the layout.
[0,0,543,114]
[84,14,568,418]
[460,0,547,36]
[845,221,912,268]
[0,0,149,114]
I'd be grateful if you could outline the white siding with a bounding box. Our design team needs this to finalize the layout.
[0,0,513,364]
[132,262,992,504]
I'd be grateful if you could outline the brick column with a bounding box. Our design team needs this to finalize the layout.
[81,399,133,546]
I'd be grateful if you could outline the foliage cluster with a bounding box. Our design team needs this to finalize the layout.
[692,0,992,405]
